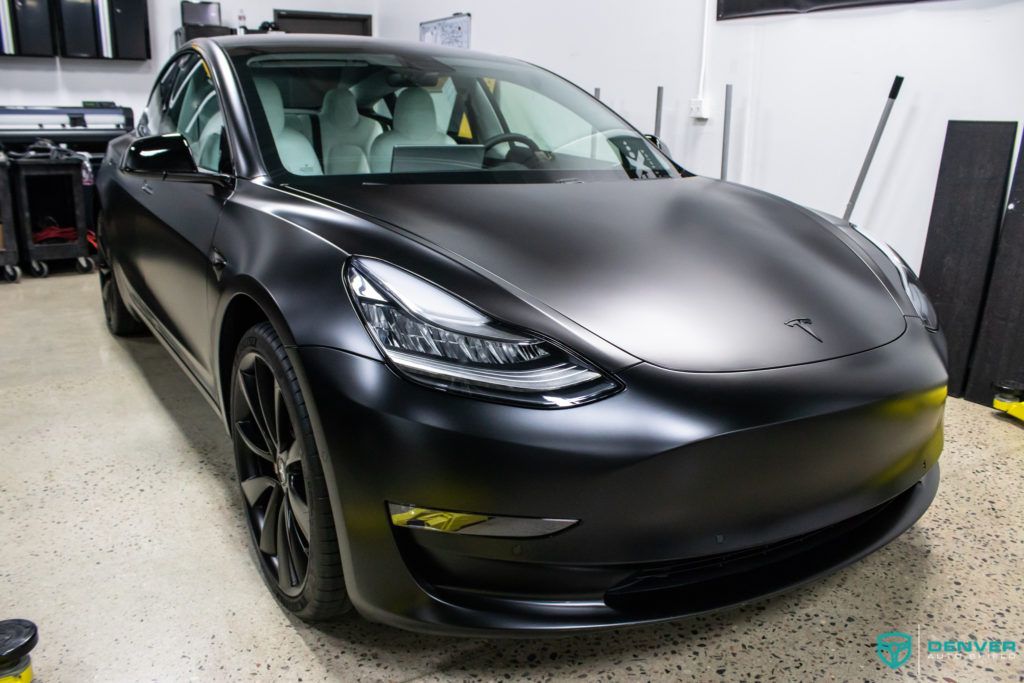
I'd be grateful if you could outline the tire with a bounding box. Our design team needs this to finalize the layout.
[1,265,19,283]
[28,260,48,278]
[100,265,146,336]
[230,322,350,620]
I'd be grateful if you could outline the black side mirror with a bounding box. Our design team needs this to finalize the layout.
[644,134,673,159]
[123,133,232,188]
[124,134,198,174]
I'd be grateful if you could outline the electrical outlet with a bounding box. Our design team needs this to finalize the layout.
[689,97,710,120]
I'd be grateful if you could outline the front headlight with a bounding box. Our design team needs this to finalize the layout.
[854,228,939,330]
[345,257,621,408]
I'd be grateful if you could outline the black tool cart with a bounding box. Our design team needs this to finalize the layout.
[0,153,20,282]
[0,104,133,278]
[12,156,92,277]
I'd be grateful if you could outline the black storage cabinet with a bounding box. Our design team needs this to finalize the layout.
[12,157,91,277]
[0,156,20,281]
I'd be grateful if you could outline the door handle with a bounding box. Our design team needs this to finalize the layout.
[210,250,228,280]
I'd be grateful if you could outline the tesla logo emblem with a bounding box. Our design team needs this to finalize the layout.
[785,318,823,343]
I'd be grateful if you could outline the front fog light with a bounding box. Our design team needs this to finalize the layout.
[346,257,620,408]
[388,503,577,538]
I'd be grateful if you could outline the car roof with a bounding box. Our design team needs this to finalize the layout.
[202,34,521,65]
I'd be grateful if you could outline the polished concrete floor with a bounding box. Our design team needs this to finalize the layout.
[1,272,1022,683]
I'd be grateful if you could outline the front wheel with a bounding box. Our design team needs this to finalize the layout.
[230,322,350,620]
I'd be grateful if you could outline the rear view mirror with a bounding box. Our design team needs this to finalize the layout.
[123,134,198,175]
[644,134,673,159]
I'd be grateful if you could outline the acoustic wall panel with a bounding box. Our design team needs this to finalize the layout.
[918,121,1017,396]
[964,145,1024,404]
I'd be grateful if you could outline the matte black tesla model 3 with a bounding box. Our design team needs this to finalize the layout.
[97,35,947,635]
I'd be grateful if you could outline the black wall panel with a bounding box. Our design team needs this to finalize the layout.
[11,0,57,56]
[719,0,929,19]
[918,121,1017,397]
[273,10,372,36]
[964,146,1024,404]
[109,0,149,59]
[57,0,99,58]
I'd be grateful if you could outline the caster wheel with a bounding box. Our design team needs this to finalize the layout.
[75,256,95,274]
[29,260,49,278]
[1,264,19,283]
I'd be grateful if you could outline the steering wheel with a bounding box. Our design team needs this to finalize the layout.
[481,133,542,155]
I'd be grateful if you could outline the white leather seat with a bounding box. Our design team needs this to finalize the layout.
[321,87,380,174]
[369,88,455,173]
[254,78,322,176]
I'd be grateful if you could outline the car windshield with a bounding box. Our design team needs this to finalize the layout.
[229,48,680,183]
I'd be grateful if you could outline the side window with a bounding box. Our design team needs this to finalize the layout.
[170,56,225,173]
[138,53,191,136]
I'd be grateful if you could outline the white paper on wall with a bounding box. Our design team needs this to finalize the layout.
[419,13,471,49]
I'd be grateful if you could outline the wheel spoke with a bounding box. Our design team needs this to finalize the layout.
[259,485,283,555]
[238,368,273,454]
[240,475,275,506]
[253,360,279,454]
[283,440,302,466]
[287,485,310,540]
[234,420,273,462]
[274,384,294,456]
[276,507,294,591]
[285,504,309,578]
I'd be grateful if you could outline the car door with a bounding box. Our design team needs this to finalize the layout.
[123,52,230,391]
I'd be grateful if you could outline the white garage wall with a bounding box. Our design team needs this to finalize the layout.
[690,0,1024,269]
[0,0,375,117]
[376,0,1023,269]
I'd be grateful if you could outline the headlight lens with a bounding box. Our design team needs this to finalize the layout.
[346,257,621,407]
[854,228,939,330]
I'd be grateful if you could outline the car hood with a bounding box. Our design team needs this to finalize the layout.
[292,176,906,372]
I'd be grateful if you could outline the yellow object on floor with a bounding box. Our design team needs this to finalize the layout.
[0,663,32,683]
[993,380,1024,423]
[993,395,1024,422]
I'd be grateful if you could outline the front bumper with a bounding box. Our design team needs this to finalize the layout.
[296,321,946,635]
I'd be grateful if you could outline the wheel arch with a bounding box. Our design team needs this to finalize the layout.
[214,279,300,430]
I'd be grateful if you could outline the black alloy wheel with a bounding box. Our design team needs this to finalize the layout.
[230,322,349,619]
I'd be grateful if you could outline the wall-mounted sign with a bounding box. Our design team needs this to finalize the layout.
[419,13,471,49]
[718,0,929,20]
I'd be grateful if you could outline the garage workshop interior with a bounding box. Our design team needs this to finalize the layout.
[1,0,1022,681]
